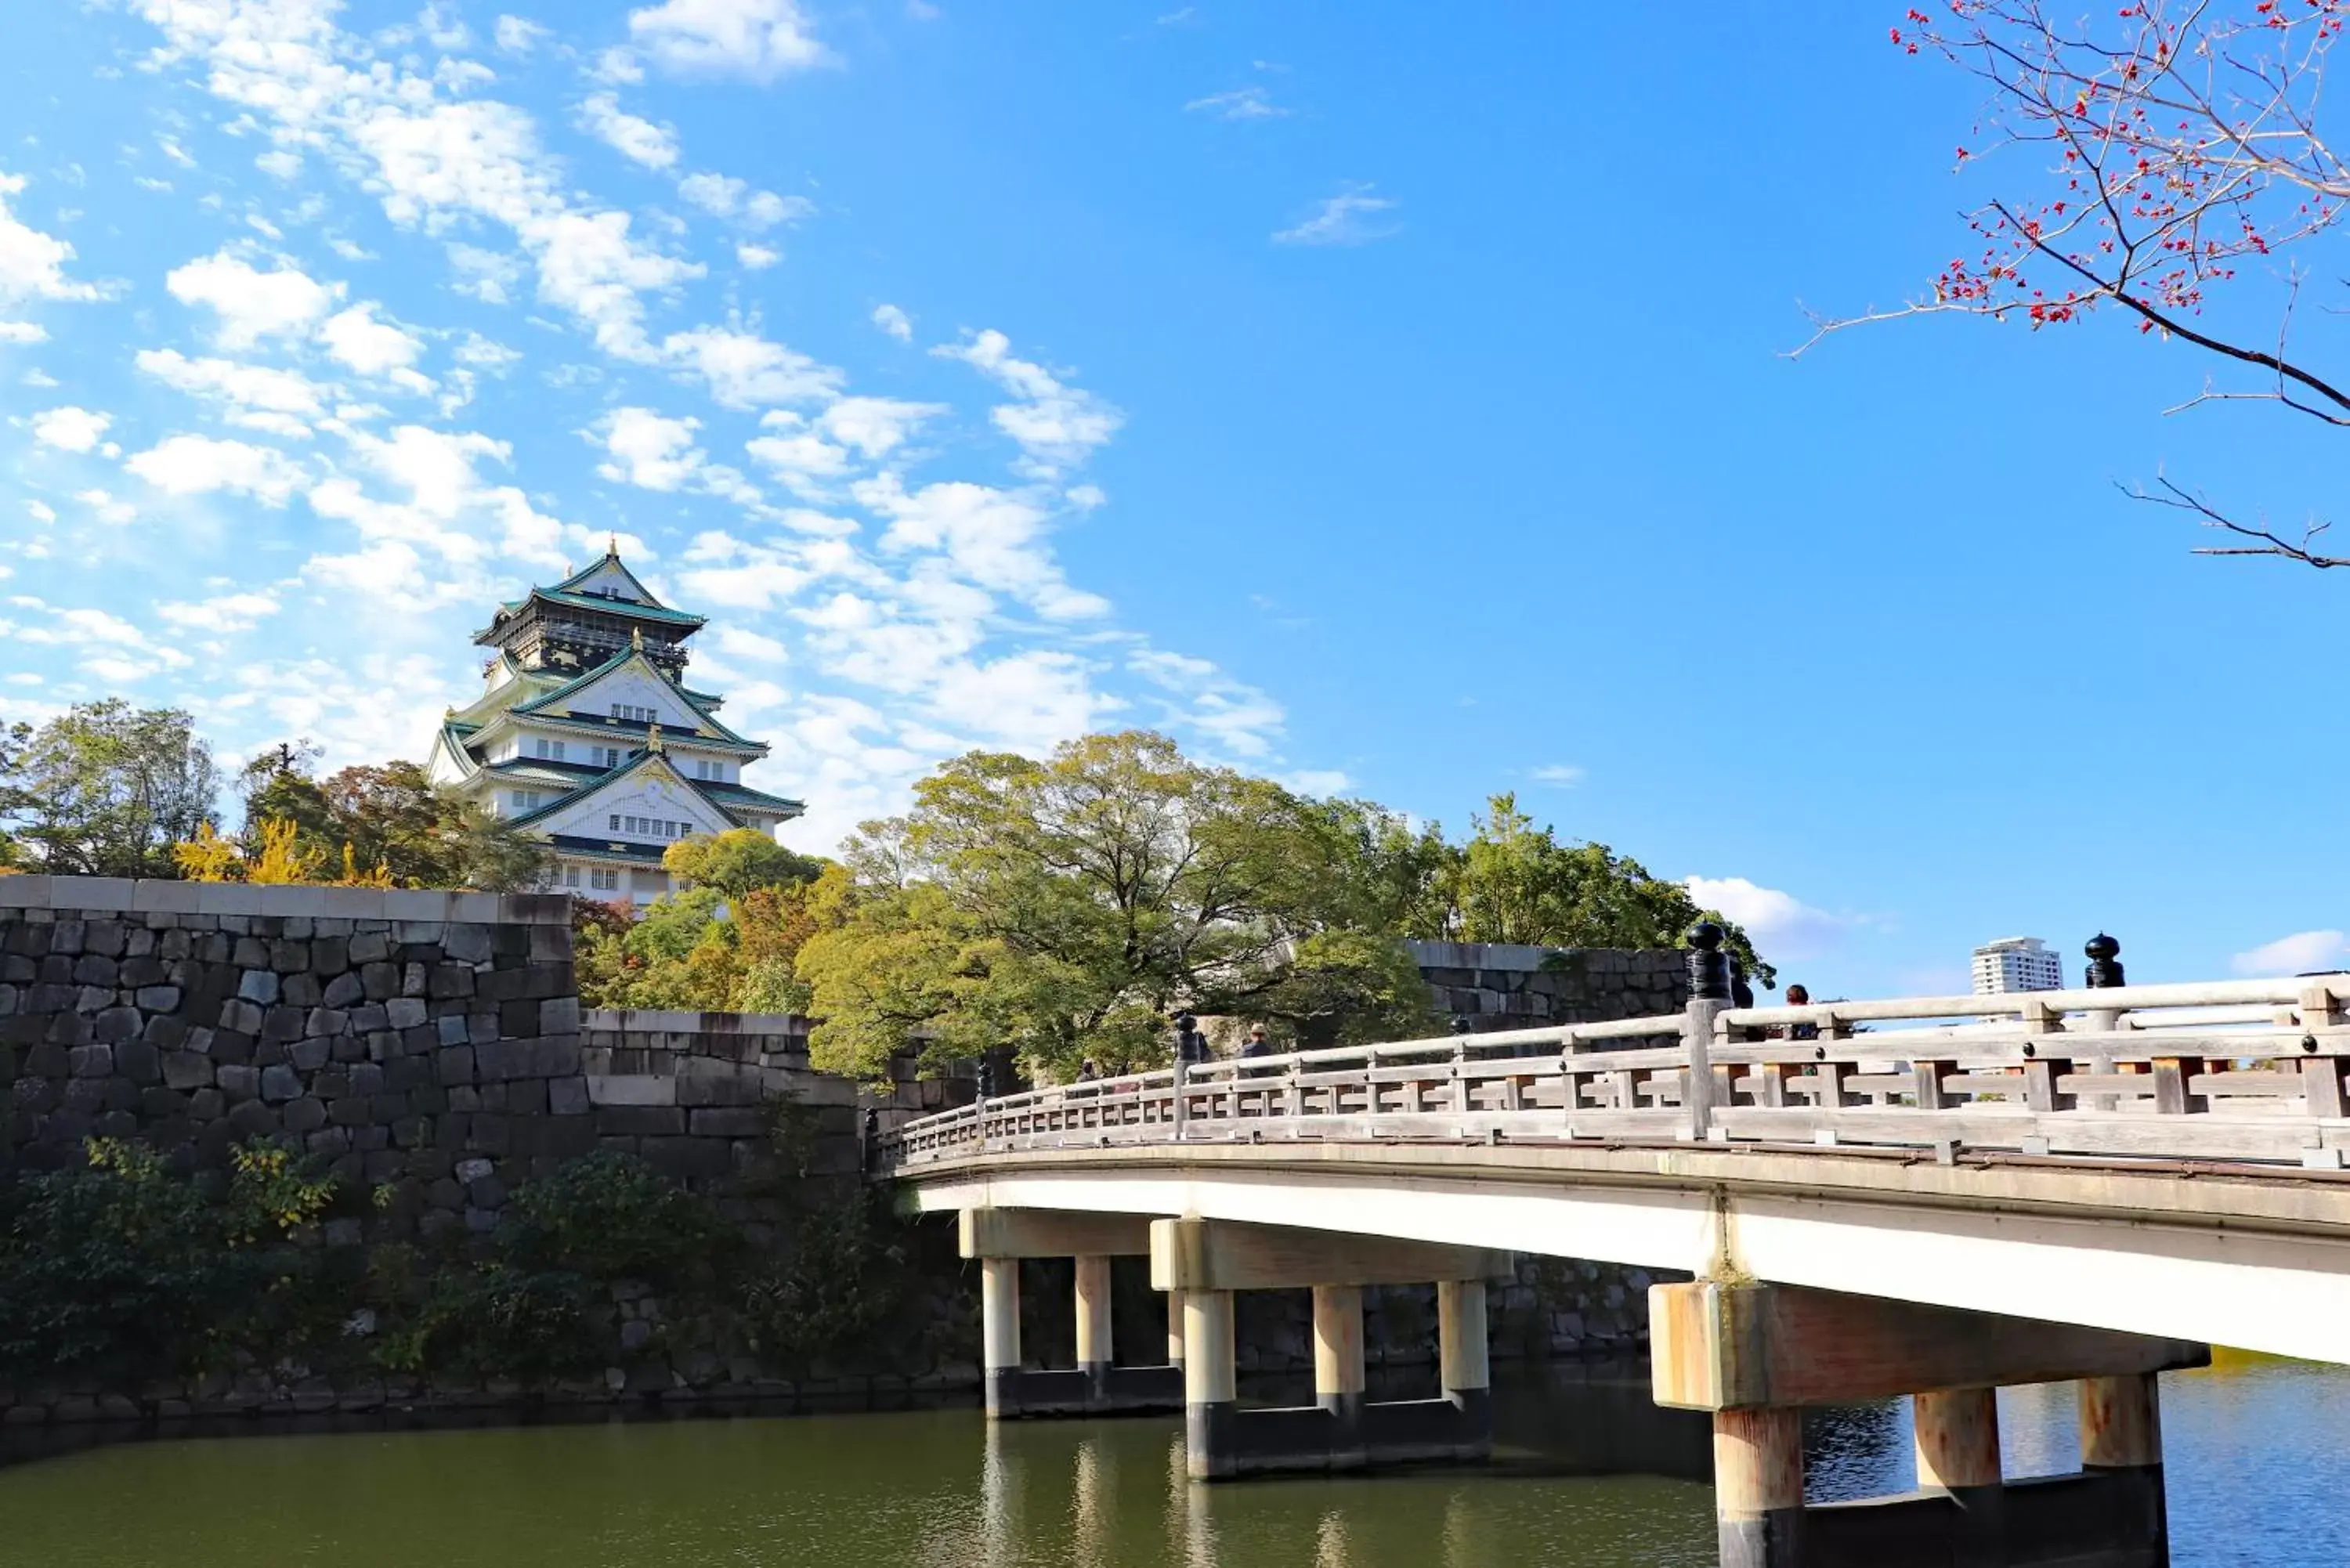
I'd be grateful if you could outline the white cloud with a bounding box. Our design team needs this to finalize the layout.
[746,412,851,487]
[595,406,709,492]
[125,435,305,505]
[677,172,808,229]
[255,149,304,179]
[579,92,679,171]
[1128,649,1285,759]
[74,488,137,525]
[494,15,549,53]
[30,406,111,453]
[1682,876,1849,963]
[135,349,330,435]
[0,169,100,310]
[933,328,1123,474]
[24,500,56,523]
[871,302,912,341]
[661,323,839,409]
[1528,763,1585,787]
[14,599,191,679]
[156,589,282,635]
[0,321,47,343]
[166,250,338,347]
[2232,930,2348,977]
[857,471,1108,620]
[319,302,431,391]
[447,244,523,305]
[713,623,789,663]
[1185,86,1286,121]
[736,242,779,269]
[627,0,830,81]
[820,396,946,457]
[1274,182,1401,247]
[454,332,520,370]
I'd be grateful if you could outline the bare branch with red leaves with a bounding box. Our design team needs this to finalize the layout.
[1804,1,2350,567]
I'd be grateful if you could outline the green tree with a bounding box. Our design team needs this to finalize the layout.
[662,828,826,901]
[0,701,223,878]
[796,732,1432,1082]
[229,751,551,893]
[1428,793,1774,987]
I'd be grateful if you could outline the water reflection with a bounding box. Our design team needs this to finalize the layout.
[0,1357,2342,1567]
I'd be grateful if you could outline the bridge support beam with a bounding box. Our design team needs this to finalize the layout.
[1652,1281,2204,1568]
[960,1207,1183,1419]
[1153,1217,1509,1480]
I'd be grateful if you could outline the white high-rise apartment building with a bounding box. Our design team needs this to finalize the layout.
[1972,937,2064,995]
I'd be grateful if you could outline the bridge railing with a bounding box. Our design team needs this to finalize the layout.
[878,974,2350,1173]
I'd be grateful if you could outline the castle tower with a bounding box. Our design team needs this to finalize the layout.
[427,543,803,901]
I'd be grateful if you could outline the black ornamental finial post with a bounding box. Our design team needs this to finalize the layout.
[2084,934,2124,990]
[1687,921,1730,1003]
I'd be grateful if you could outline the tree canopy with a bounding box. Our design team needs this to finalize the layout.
[0,702,222,879]
[573,843,835,1015]
[793,732,1768,1084]
[212,749,550,892]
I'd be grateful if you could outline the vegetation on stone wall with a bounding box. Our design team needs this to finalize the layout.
[0,1120,959,1400]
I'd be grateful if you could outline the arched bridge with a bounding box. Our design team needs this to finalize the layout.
[880,946,2350,1568]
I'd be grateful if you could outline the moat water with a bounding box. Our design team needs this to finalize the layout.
[0,1357,2342,1567]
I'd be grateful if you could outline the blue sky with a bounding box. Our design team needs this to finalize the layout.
[0,1,2341,999]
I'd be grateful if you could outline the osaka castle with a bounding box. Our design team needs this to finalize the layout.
[428,545,803,901]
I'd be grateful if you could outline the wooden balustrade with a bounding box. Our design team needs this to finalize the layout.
[877,977,2350,1173]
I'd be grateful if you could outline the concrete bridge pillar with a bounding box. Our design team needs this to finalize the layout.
[1313,1284,1367,1467]
[960,1207,1184,1420]
[1074,1254,1114,1404]
[979,1255,1021,1420]
[1153,1216,1511,1480]
[1653,1280,2205,1568]
[1437,1279,1493,1460]
[1182,1288,1239,1481]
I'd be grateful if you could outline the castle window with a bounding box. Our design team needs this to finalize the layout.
[510,789,542,811]
[591,868,619,891]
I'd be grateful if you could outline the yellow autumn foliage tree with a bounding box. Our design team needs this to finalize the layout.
[172,819,396,887]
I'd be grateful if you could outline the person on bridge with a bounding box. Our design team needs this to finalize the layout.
[1076,1057,1103,1083]
[1781,984,1820,1042]
[1241,1024,1272,1059]
[1173,1012,1211,1068]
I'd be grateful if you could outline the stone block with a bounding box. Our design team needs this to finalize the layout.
[259,1064,302,1103]
[283,1096,327,1134]
[281,973,323,1009]
[269,940,310,974]
[289,1037,331,1071]
[68,1043,112,1078]
[134,985,182,1013]
[385,997,428,1029]
[83,921,126,959]
[641,1136,731,1180]
[92,1006,144,1045]
[162,1051,214,1091]
[689,1107,768,1138]
[72,954,118,987]
[443,924,493,965]
[428,963,474,999]
[539,995,581,1034]
[596,1105,685,1137]
[587,1074,676,1106]
[216,1064,260,1102]
[348,931,391,965]
[237,970,280,1005]
[114,1040,161,1084]
[548,1075,591,1115]
[119,955,166,988]
[360,962,399,1000]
